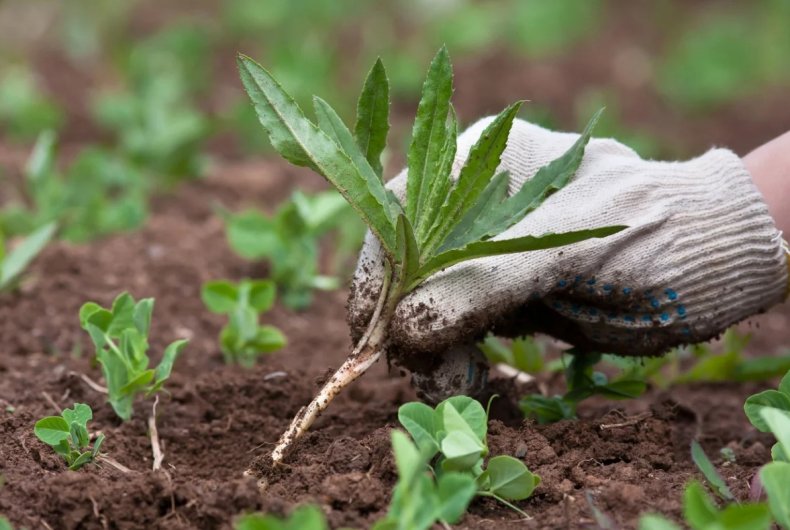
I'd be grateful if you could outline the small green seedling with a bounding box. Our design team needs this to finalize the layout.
[373,430,477,530]
[234,505,328,530]
[0,66,64,140]
[638,481,771,530]
[240,45,625,462]
[201,279,286,366]
[0,222,56,292]
[79,292,187,420]
[520,351,646,424]
[34,403,104,470]
[222,190,364,309]
[479,334,545,374]
[744,370,790,461]
[398,395,540,515]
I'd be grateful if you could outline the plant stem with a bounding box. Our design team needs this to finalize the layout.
[270,267,397,464]
[149,396,164,471]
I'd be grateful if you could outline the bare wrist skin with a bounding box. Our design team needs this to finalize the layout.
[743,130,790,236]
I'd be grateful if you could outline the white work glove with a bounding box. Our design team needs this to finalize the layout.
[348,117,789,376]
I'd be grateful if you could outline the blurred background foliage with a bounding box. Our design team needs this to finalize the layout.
[0,0,788,240]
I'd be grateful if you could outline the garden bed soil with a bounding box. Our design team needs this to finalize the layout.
[0,155,784,530]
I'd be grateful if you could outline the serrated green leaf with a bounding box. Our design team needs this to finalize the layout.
[237,55,396,256]
[354,58,389,178]
[436,472,476,523]
[395,214,420,281]
[451,108,604,249]
[745,390,790,431]
[482,455,541,500]
[34,416,70,446]
[441,170,510,250]
[0,221,56,289]
[202,280,240,314]
[416,105,458,243]
[424,101,523,255]
[761,461,790,529]
[691,440,734,501]
[409,226,626,292]
[406,46,453,229]
[398,402,439,457]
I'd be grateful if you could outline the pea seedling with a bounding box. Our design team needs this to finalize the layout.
[0,221,56,292]
[398,395,540,515]
[34,403,104,470]
[201,279,286,366]
[239,46,625,462]
[222,190,363,309]
[79,292,187,421]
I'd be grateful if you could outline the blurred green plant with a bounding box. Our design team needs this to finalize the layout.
[0,221,56,292]
[201,279,286,367]
[0,66,64,141]
[222,191,365,310]
[0,132,148,243]
[234,506,328,530]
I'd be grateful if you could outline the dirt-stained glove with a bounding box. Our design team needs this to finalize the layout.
[348,117,789,378]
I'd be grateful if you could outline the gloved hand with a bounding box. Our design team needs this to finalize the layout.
[348,117,789,377]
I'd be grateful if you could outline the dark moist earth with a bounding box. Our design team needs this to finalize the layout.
[0,152,787,530]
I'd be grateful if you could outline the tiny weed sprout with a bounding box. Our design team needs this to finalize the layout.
[234,505,328,530]
[79,292,188,421]
[222,190,364,310]
[34,403,104,470]
[690,440,734,502]
[398,395,540,515]
[519,351,646,424]
[239,46,626,462]
[0,221,56,292]
[201,279,286,366]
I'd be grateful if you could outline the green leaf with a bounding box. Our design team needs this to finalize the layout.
[416,106,458,243]
[61,403,92,431]
[92,433,105,458]
[313,96,383,206]
[482,455,540,500]
[69,451,93,470]
[395,214,420,281]
[440,430,484,471]
[0,221,56,289]
[247,280,276,312]
[249,326,287,353]
[34,416,70,446]
[120,369,155,395]
[745,390,790,432]
[409,226,626,292]
[595,380,647,400]
[683,481,718,529]
[455,108,604,247]
[761,461,790,529]
[398,402,440,457]
[132,298,155,337]
[26,129,57,183]
[436,472,477,523]
[150,339,187,393]
[237,55,397,256]
[716,503,772,530]
[760,407,790,458]
[224,210,279,260]
[202,280,240,314]
[406,46,453,230]
[425,101,523,254]
[437,396,487,442]
[234,505,329,530]
[0,515,14,530]
[690,440,734,501]
[354,57,389,179]
[440,171,510,251]
[638,514,682,530]
[391,429,423,483]
[519,395,575,424]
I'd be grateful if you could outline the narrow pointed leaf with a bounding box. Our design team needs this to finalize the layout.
[440,170,510,250]
[354,58,389,178]
[406,46,453,226]
[451,108,604,248]
[150,339,188,393]
[238,55,396,255]
[691,440,734,501]
[396,214,420,282]
[409,226,626,292]
[0,221,56,288]
[425,101,523,254]
[416,105,458,243]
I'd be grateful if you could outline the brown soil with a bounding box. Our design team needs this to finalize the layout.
[0,152,784,530]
